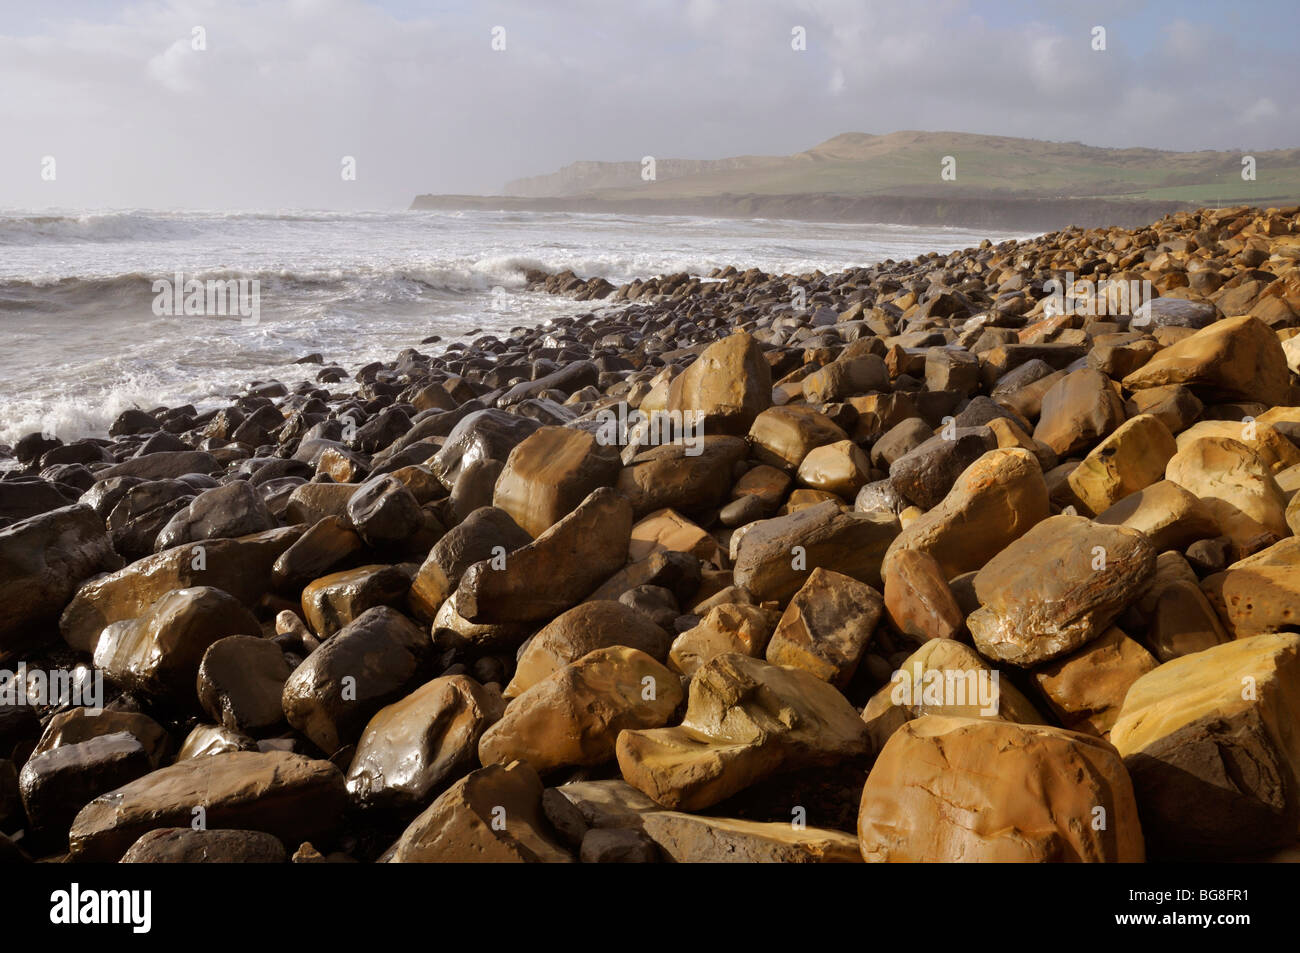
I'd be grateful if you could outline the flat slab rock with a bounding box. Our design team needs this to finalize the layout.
[68,750,346,862]
[554,780,861,863]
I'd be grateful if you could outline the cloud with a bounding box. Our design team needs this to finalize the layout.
[0,0,1295,209]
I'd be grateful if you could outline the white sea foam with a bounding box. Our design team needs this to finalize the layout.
[0,208,1028,446]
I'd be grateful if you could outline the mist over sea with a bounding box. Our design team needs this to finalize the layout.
[0,208,1026,445]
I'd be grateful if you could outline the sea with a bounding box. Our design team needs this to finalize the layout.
[0,208,1027,447]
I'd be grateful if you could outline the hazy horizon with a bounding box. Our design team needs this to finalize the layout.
[3,0,1298,210]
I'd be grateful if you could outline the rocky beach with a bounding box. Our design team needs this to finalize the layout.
[4,203,1300,864]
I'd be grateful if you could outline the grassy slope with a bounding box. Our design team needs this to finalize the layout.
[530,131,1300,206]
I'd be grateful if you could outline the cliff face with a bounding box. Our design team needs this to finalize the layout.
[503,156,786,197]
[410,191,1196,232]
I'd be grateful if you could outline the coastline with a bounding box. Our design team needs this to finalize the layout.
[4,202,1300,863]
[410,191,1208,231]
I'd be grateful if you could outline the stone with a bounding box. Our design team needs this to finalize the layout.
[858,716,1144,862]
[19,732,153,834]
[281,606,432,754]
[967,515,1157,667]
[731,501,899,603]
[346,476,424,546]
[284,482,356,524]
[386,761,573,862]
[1124,383,1204,435]
[154,480,277,550]
[615,436,748,517]
[859,639,1045,752]
[60,527,302,653]
[93,586,262,706]
[347,675,503,810]
[796,439,871,498]
[1066,414,1179,515]
[407,506,532,622]
[882,548,964,642]
[176,723,257,760]
[1165,436,1288,549]
[765,568,882,687]
[68,750,346,862]
[666,331,772,435]
[505,601,671,698]
[1033,367,1125,457]
[492,426,621,537]
[480,647,681,774]
[668,604,780,675]
[1177,419,1300,474]
[579,827,660,863]
[1206,540,1300,641]
[1093,480,1219,552]
[457,487,633,624]
[924,348,980,395]
[627,509,723,566]
[300,564,414,638]
[1123,314,1291,405]
[120,827,287,863]
[617,653,870,811]
[552,778,861,862]
[197,635,293,734]
[883,448,1050,580]
[1032,626,1158,737]
[31,708,170,770]
[1111,633,1300,858]
[271,516,364,592]
[0,504,120,658]
[801,355,888,403]
[888,427,998,510]
[430,409,541,492]
[747,405,848,470]
[95,450,220,481]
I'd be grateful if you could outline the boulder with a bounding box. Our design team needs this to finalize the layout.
[883,448,1049,580]
[882,549,964,643]
[617,653,870,811]
[747,406,848,470]
[68,750,346,863]
[93,587,262,706]
[0,504,120,658]
[764,568,882,687]
[1093,480,1219,552]
[197,635,293,734]
[347,675,504,810]
[120,827,287,863]
[60,527,302,653]
[668,603,780,676]
[1111,633,1300,858]
[1165,436,1287,549]
[860,639,1044,752]
[858,716,1144,862]
[888,427,998,510]
[1066,414,1178,515]
[731,501,899,603]
[154,480,277,550]
[457,487,633,624]
[967,515,1156,667]
[480,647,681,774]
[493,426,621,537]
[1123,314,1291,405]
[386,761,573,862]
[300,564,414,638]
[796,440,871,498]
[19,732,153,834]
[615,436,748,517]
[505,601,671,698]
[1033,367,1125,457]
[281,606,432,754]
[1032,626,1157,737]
[407,507,532,621]
[666,331,772,435]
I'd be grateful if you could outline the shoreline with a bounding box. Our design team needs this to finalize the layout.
[4,202,1300,863]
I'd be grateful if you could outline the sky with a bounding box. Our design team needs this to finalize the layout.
[1,0,1296,210]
